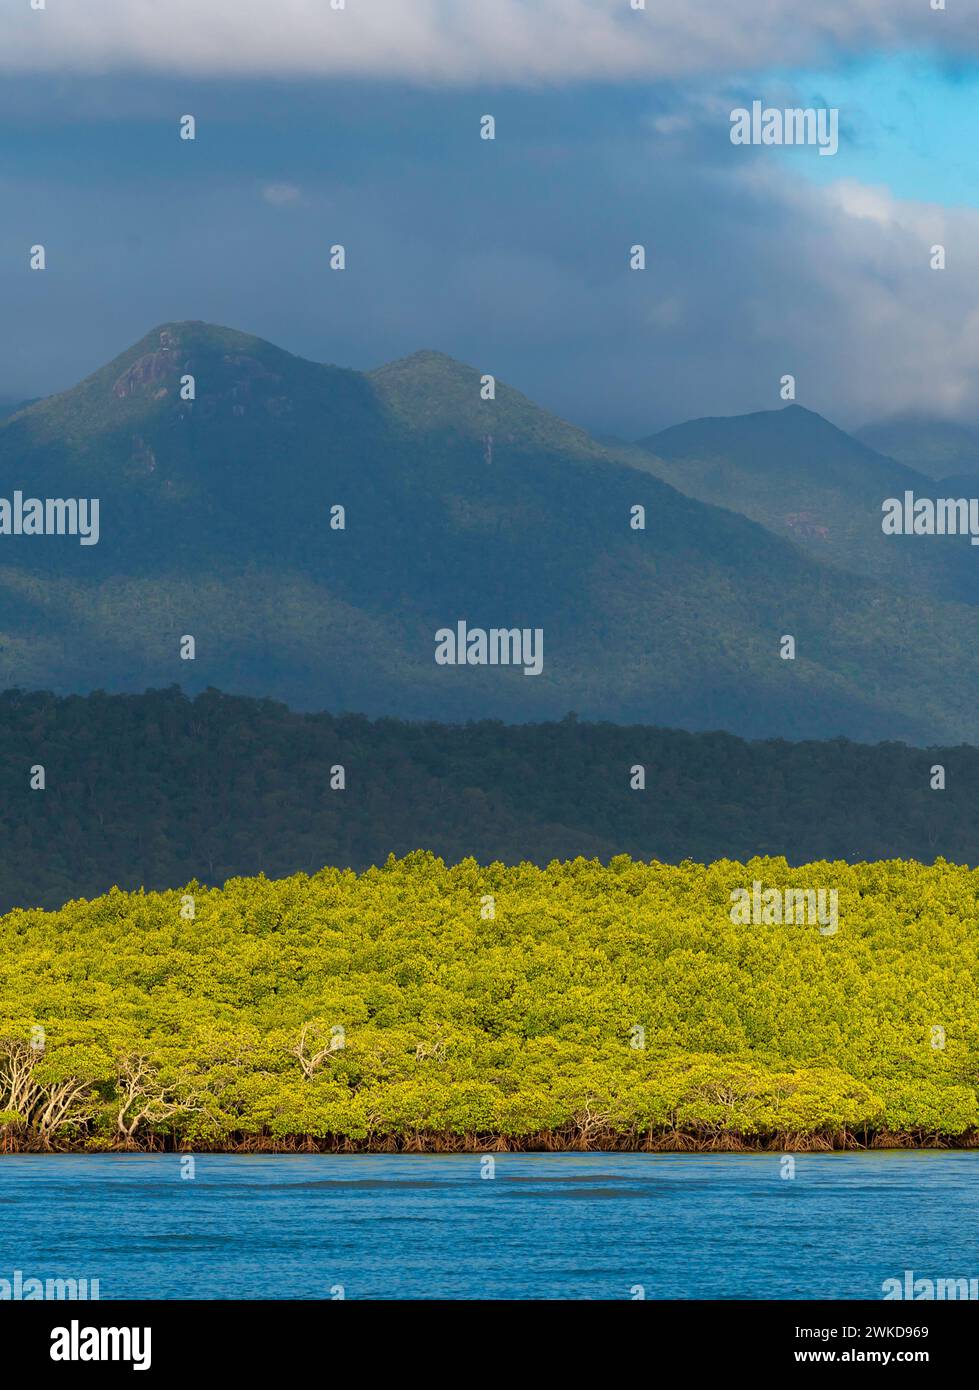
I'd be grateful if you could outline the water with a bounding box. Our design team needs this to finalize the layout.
[0,1151,975,1300]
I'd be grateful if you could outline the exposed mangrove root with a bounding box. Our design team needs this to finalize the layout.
[1,1122,976,1156]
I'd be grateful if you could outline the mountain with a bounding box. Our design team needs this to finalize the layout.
[856,415,979,481]
[636,404,979,605]
[5,321,979,743]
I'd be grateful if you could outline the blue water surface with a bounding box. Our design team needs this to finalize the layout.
[0,1151,976,1300]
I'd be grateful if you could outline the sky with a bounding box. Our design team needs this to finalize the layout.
[1,0,978,437]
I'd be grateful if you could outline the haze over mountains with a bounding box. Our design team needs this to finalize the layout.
[2,320,979,745]
[855,417,979,483]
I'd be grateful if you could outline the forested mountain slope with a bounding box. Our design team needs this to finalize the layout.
[2,322,979,743]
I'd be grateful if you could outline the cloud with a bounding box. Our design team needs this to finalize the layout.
[262,183,302,206]
[795,177,979,421]
[0,66,977,436]
[4,0,976,83]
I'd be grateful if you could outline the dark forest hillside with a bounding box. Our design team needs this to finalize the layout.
[0,684,972,911]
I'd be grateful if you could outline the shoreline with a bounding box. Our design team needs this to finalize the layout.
[3,1128,978,1156]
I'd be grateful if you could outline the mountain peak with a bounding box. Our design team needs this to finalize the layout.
[376,348,468,370]
[0,320,360,448]
[640,400,920,467]
[116,319,296,367]
[370,348,481,388]
[369,349,607,460]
